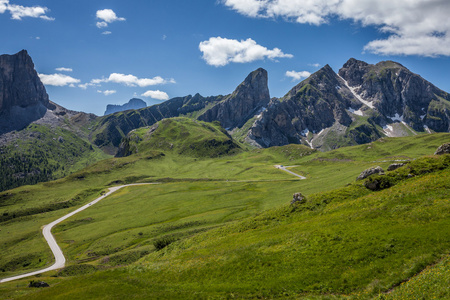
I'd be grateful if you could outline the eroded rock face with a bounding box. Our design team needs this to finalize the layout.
[0,50,50,134]
[247,65,370,149]
[199,68,270,130]
[357,166,385,180]
[339,58,450,132]
[435,142,450,155]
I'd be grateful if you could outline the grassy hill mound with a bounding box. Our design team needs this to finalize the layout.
[116,117,242,158]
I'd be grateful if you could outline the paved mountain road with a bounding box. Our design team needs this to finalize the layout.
[0,166,304,283]
[0,183,157,283]
[275,165,306,179]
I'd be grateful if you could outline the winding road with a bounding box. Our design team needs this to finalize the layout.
[1,166,303,284]
[0,183,156,283]
[275,165,306,179]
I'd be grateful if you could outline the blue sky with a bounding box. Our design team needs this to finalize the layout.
[1,0,450,116]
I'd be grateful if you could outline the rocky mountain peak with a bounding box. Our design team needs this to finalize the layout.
[199,68,270,130]
[338,58,370,86]
[0,50,50,134]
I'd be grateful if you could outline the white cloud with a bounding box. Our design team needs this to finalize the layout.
[55,67,73,72]
[285,70,311,81]
[199,37,293,67]
[102,31,112,35]
[96,21,108,28]
[141,90,169,100]
[95,73,175,87]
[0,0,54,20]
[223,0,450,57]
[97,90,117,96]
[309,63,321,68]
[39,73,80,86]
[79,73,175,89]
[96,9,125,28]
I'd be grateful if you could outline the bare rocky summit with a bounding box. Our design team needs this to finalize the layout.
[0,50,51,134]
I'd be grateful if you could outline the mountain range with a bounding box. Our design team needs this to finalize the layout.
[1,49,449,190]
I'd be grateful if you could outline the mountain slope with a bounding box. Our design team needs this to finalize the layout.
[246,65,383,150]
[198,68,270,130]
[245,59,450,151]
[339,58,450,133]
[90,94,225,153]
[0,51,110,191]
[116,117,241,158]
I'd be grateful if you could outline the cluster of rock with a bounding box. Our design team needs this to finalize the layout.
[291,192,307,205]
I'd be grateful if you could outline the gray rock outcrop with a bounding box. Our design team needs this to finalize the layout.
[291,192,306,205]
[357,166,385,180]
[0,50,51,134]
[387,163,406,171]
[435,142,450,155]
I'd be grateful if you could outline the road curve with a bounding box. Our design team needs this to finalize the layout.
[0,183,156,283]
[275,165,306,179]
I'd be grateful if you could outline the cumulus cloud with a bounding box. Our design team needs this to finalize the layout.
[309,63,321,68]
[223,0,450,57]
[97,73,176,87]
[285,70,311,81]
[141,90,169,101]
[199,37,293,67]
[102,31,112,35]
[55,67,73,72]
[39,73,80,86]
[96,9,125,28]
[79,73,175,89]
[97,90,116,96]
[0,0,54,20]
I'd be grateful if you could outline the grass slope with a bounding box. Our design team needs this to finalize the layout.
[0,123,110,192]
[0,131,449,299]
[118,117,242,158]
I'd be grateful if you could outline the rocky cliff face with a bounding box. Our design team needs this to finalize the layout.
[245,59,450,150]
[339,58,450,132]
[0,50,51,134]
[246,65,382,150]
[198,68,270,130]
[104,98,147,116]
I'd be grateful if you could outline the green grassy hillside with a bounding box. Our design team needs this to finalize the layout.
[117,117,241,158]
[0,130,449,299]
[0,124,110,192]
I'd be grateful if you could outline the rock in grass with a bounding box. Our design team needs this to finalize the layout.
[357,166,385,180]
[435,143,450,155]
[291,192,306,205]
[28,280,49,288]
[387,163,405,171]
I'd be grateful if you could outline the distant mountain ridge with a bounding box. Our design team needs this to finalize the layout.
[1,50,450,155]
[104,98,147,116]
